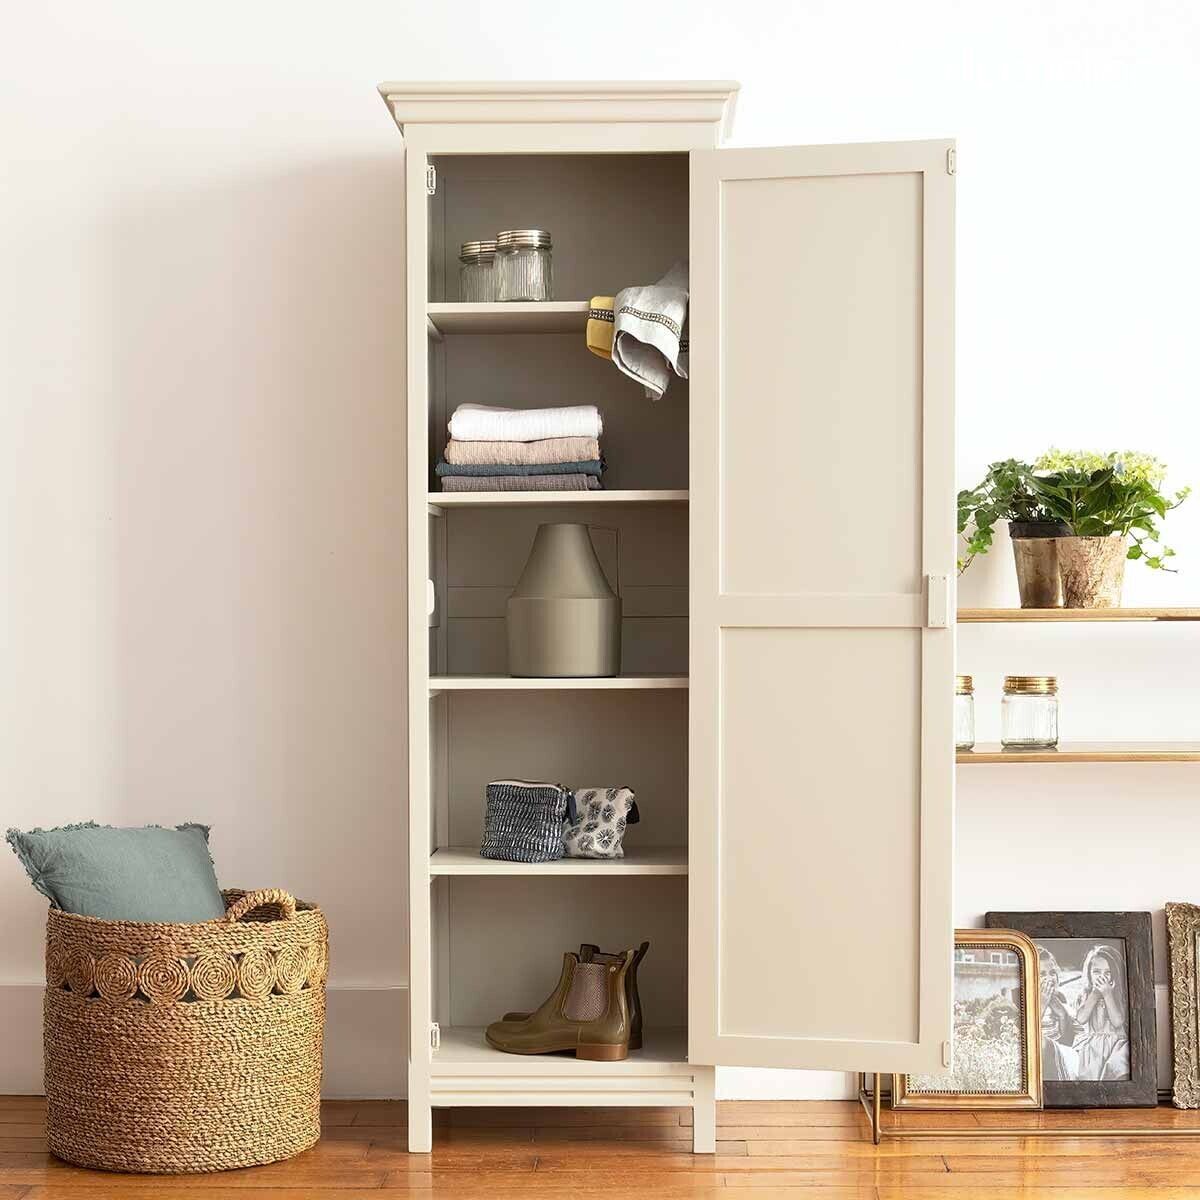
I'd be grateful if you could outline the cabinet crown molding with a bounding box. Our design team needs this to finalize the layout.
[376,79,739,139]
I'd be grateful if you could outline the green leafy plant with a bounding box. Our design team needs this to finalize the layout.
[1032,449,1190,571]
[956,459,1056,572]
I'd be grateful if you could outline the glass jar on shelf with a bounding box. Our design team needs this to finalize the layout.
[955,675,975,751]
[458,240,497,302]
[495,229,553,301]
[1001,676,1059,748]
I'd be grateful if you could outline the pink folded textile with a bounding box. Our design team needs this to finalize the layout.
[443,436,601,466]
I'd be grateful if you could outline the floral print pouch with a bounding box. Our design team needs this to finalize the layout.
[563,787,639,859]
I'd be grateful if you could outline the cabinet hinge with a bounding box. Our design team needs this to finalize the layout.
[430,1022,441,1050]
[942,1039,953,1068]
[946,147,956,176]
[426,164,437,196]
[926,573,951,628]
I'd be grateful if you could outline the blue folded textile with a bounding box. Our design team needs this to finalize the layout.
[435,459,604,478]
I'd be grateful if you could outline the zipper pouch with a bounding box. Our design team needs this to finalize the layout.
[480,780,576,864]
[563,787,639,859]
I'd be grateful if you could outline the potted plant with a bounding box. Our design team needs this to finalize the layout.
[1031,450,1190,608]
[958,459,1071,607]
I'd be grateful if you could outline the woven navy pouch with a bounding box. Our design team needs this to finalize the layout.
[480,780,576,863]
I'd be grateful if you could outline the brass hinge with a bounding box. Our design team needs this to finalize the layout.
[426,164,437,196]
[946,147,957,176]
[430,1022,441,1050]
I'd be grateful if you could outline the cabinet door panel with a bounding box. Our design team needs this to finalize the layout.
[689,141,955,1075]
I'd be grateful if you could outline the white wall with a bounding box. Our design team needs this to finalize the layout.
[3,0,1198,1099]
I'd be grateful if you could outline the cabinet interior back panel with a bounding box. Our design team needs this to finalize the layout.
[717,627,921,1045]
[429,154,689,303]
[719,170,923,597]
[448,876,687,1027]
[443,689,687,848]
[438,506,688,676]
[436,333,688,490]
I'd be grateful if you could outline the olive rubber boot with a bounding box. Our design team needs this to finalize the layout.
[501,941,648,1050]
[485,949,634,1060]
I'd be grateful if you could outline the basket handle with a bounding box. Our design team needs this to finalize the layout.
[224,888,297,923]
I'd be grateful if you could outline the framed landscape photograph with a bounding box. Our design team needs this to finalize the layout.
[986,911,1157,1107]
[892,929,1042,1110]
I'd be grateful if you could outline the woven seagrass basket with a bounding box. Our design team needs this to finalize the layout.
[43,887,327,1173]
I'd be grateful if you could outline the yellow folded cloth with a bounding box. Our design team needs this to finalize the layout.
[586,296,614,360]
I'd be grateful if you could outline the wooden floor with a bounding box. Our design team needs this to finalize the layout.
[4,1095,1200,1197]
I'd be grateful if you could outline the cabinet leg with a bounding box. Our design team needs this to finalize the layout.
[692,1066,716,1154]
[407,1069,432,1153]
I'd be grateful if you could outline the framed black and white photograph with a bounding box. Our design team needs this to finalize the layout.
[986,911,1157,1107]
[893,929,1042,1110]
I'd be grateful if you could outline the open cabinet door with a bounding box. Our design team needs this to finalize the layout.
[688,140,955,1076]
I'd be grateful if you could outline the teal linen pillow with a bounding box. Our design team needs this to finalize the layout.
[6,822,226,922]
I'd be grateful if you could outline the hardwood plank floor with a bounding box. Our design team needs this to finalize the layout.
[4,1096,1200,1197]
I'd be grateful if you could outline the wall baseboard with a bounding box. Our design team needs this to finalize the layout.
[2,983,1169,1100]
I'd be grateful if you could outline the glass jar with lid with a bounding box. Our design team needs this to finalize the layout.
[495,229,553,301]
[459,240,497,303]
[1002,676,1059,748]
[955,675,975,751]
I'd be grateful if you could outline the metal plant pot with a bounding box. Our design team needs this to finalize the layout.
[1056,535,1128,609]
[1009,521,1070,608]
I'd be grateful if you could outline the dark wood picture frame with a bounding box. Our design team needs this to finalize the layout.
[985,911,1157,1107]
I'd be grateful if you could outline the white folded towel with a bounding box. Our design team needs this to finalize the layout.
[447,403,603,443]
[612,261,689,401]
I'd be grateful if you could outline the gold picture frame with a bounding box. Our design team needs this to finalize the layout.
[1167,902,1200,1108]
[892,929,1043,1110]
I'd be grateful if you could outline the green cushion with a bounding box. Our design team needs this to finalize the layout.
[6,822,226,922]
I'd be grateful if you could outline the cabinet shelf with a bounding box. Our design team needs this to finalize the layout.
[428,489,687,510]
[432,1026,689,1073]
[430,846,687,876]
[427,301,590,336]
[959,742,1200,764]
[429,675,687,692]
[959,607,1200,622]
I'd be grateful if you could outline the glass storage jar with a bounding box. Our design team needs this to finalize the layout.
[495,229,553,301]
[459,240,497,302]
[955,675,975,751]
[1002,676,1059,748]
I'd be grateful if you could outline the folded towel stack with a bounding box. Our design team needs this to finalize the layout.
[437,404,605,492]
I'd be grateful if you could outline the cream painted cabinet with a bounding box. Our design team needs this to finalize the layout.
[378,81,955,1154]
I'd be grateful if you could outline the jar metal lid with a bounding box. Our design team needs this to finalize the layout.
[1004,675,1058,695]
[460,239,497,262]
[955,675,974,694]
[496,228,552,250]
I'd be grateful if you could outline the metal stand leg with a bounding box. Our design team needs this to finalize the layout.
[871,1071,882,1145]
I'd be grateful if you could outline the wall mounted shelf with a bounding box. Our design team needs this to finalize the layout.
[959,607,1200,622]
[427,301,590,336]
[959,742,1200,764]
[430,846,687,876]
[428,675,688,693]
[428,489,687,511]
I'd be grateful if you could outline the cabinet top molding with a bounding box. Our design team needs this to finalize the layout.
[376,80,739,139]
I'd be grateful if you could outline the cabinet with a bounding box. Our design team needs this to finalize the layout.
[378,80,957,1154]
